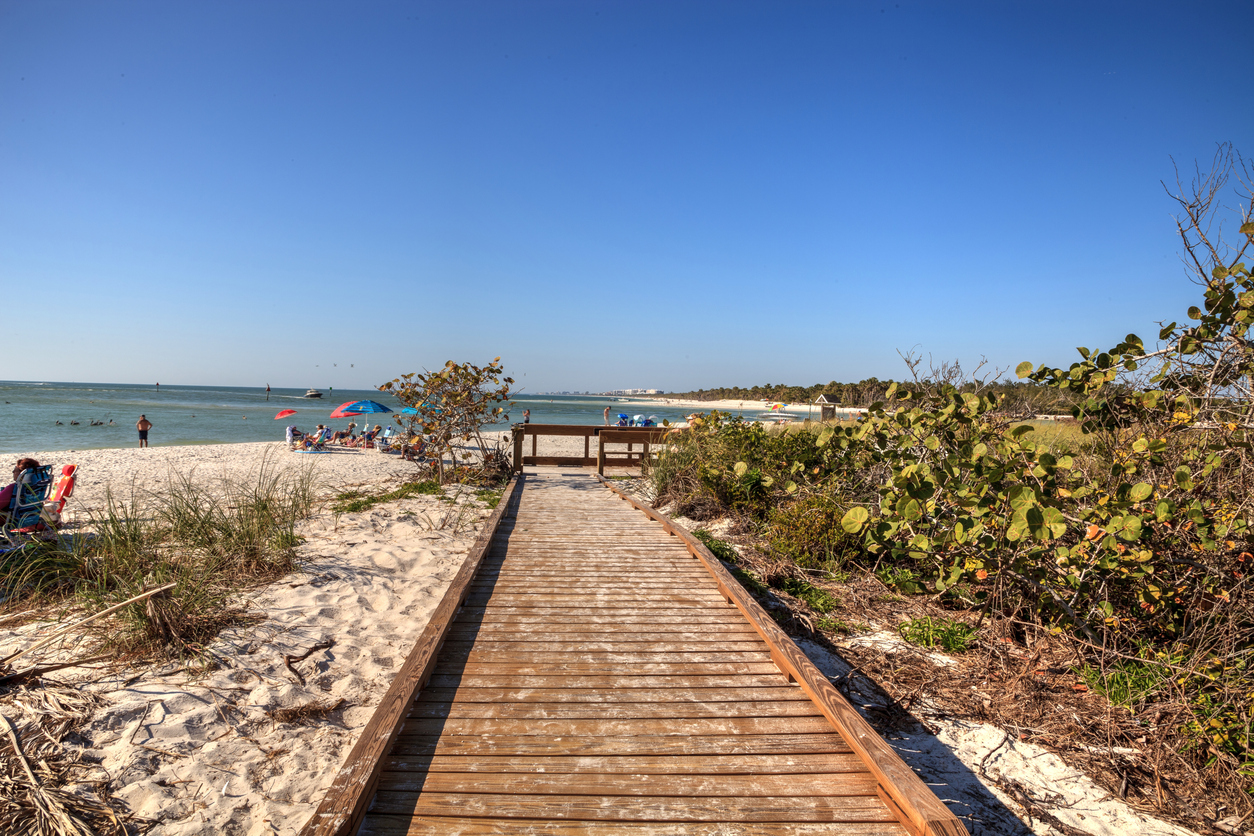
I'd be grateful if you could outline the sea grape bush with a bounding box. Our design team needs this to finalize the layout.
[653,147,1254,781]
[379,357,514,483]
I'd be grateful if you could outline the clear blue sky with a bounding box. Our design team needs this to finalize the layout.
[2,1,1251,393]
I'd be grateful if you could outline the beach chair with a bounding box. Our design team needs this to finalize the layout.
[1,465,54,542]
[41,464,78,528]
[376,427,399,453]
[293,427,331,453]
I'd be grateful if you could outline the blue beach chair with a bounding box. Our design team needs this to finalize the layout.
[1,465,54,543]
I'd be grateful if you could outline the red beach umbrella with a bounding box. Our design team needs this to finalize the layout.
[275,409,297,419]
[328,401,360,420]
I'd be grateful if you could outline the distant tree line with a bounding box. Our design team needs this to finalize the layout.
[661,379,1082,415]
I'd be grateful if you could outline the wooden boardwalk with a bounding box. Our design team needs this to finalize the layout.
[304,469,966,836]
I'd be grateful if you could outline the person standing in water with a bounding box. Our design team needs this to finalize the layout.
[523,409,530,424]
[603,406,610,425]
[137,415,153,448]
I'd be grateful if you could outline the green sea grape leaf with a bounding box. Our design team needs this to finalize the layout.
[841,506,869,533]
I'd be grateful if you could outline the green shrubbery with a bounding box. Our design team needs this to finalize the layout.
[651,149,1254,790]
[766,496,855,568]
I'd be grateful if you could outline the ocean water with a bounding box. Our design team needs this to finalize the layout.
[0,382,705,456]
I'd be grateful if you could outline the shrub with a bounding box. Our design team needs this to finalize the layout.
[766,496,856,567]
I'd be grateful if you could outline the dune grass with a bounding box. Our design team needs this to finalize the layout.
[1,453,321,660]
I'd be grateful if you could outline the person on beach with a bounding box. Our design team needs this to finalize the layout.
[603,406,610,425]
[523,410,530,424]
[0,458,41,521]
[137,415,152,448]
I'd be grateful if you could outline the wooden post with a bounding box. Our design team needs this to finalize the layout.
[531,432,537,457]
[643,441,650,469]
[584,433,590,461]
[512,426,523,473]
[597,434,606,476]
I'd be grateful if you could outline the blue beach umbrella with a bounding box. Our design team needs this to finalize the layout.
[329,400,393,419]
[400,403,442,415]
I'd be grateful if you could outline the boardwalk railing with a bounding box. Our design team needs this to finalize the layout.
[510,423,669,474]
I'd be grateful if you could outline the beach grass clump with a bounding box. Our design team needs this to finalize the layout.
[692,529,738,563]
[474,487,503,509]
[157,457,317,576]
[1076,657,1163,710]
[0,540,86,603]
[898,616,977,653]
[331,480,442,514]
[1,456,321,659]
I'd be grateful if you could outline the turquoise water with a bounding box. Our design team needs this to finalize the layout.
[0,382,699,456]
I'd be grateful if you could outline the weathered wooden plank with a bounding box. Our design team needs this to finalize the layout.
[399,716,839,737]
[381,752,868,775]
[359,818,911,836]
[453,611,747,625]
[425,673,791,690]
[440,640,767,652]
[460,597,730,610]
[438,641,762,651]
[375,771,879,797]
[388,733,856,757]
[443,654,774,669]
[412,686,809,704]
[442,628,762,641]
[468,579,710,589]
[370,792,899,822]
[450,661,782,676]
[407,700,822,721]
[298,475,525,836]
[474,569,698,578]
[463,591,726,604]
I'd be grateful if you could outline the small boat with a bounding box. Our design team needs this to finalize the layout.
[303,389,323,399]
